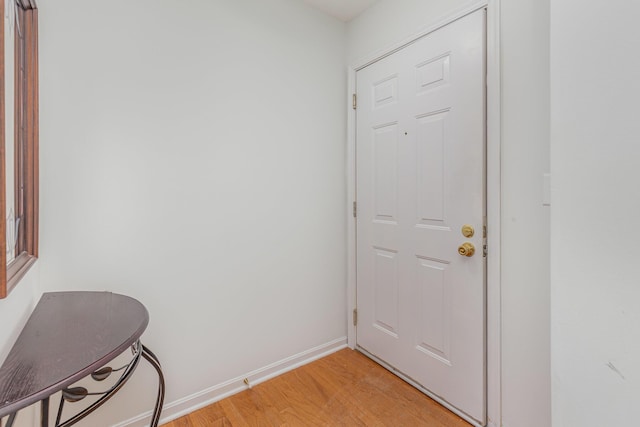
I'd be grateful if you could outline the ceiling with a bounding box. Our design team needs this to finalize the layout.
[301,0,379,22]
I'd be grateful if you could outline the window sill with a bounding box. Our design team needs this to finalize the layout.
[6,252,38,295]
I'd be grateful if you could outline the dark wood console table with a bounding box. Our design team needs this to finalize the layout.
[0,292,165,427]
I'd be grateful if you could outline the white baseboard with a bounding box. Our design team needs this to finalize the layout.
[113,337,347,427]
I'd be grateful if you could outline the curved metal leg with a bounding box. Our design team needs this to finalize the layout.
[5,412,17,427]
[40,397,49,427]
[50,341,163,427]
[56,343,143,427]
[141,345,165,427]
[54,399,64,427]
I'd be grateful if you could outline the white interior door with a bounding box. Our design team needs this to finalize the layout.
[356,10,486,425]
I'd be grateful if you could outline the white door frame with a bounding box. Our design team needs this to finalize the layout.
[346,1,501,426]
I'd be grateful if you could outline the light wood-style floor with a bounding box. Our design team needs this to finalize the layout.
[163,348,471,426]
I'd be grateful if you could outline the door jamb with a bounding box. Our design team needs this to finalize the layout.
[346,1,501,426]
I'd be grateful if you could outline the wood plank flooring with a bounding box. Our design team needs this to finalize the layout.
[162,348,471,426]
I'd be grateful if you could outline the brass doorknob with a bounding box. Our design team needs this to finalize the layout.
[461,224,475,238]
[458,242,475,257]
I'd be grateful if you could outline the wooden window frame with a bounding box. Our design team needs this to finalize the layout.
[0,0,38,298]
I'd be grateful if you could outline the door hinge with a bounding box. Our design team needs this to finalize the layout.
[353,201,357,218]
[483,244,488,258]
[352,93,357,110]
[353,308,358,326]
[483,225,487,238]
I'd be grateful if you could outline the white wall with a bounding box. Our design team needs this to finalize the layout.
[347,1,550,427]
[0,267,39,367]
[500,0,550,426]
[37,0,347,424]
[550,1,640,426]
[347,0,471,65]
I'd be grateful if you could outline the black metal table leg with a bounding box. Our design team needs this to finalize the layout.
[4,412,17,427]
[40,397,49,427]
[2,343,163,427]
[56,342,143,427]
[141,345,165,427]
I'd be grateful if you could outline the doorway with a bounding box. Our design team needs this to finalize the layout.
[354,9,486,425]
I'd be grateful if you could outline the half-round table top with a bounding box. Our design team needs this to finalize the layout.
[0,291,148,418]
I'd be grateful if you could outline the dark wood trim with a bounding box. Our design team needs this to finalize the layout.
[16,0,36,10]
[31,8,38,257]
[1,0,38,299]
[15,3,24,256]
[21,7,38,257]
[6,251,36,293]
[0,0,7,299]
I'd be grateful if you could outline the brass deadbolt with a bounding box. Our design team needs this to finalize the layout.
[461,224,475,238]
[458,242,475,257]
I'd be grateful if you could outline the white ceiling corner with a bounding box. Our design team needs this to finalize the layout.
[301,0,379,22]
